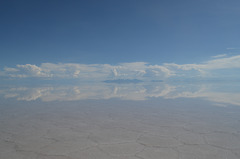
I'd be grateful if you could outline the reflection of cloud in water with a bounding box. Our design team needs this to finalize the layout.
[0,82,240,106]
[164,83,240,106]
[0,83,174,101]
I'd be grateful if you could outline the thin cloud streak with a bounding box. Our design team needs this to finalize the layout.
[211,54,227,58]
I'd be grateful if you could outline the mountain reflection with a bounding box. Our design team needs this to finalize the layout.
[0,81,240,106]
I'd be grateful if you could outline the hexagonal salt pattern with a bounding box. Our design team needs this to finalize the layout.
[1,98,240,159]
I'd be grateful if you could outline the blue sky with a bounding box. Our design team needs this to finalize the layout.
[0,0,240,80]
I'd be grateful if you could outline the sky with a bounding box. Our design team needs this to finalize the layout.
[1,0,240,80]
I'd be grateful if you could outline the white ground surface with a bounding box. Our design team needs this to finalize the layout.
[1,98,240,159]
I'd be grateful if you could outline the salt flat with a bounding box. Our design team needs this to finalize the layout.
[1,82,240,159]
[1,97,240,159]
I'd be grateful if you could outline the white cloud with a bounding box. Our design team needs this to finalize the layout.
[202,55,240,69]
[4,67,19,72]
[226,48,240,50]
[211,54,227,58]
[163,55,240,78]
[1,55,240,80]
[1,62,171,80]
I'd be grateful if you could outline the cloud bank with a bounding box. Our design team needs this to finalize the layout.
[1,55,240,80]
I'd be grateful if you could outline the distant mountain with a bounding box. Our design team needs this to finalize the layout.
[103,79,143,84]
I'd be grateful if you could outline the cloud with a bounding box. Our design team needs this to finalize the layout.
[211,54,227,58]
[1,55,240,80]
[226,48,240,50]
[163,55,240,78]
[1,62,172,80]
[203,55,240,69]
[4,64,50,78]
